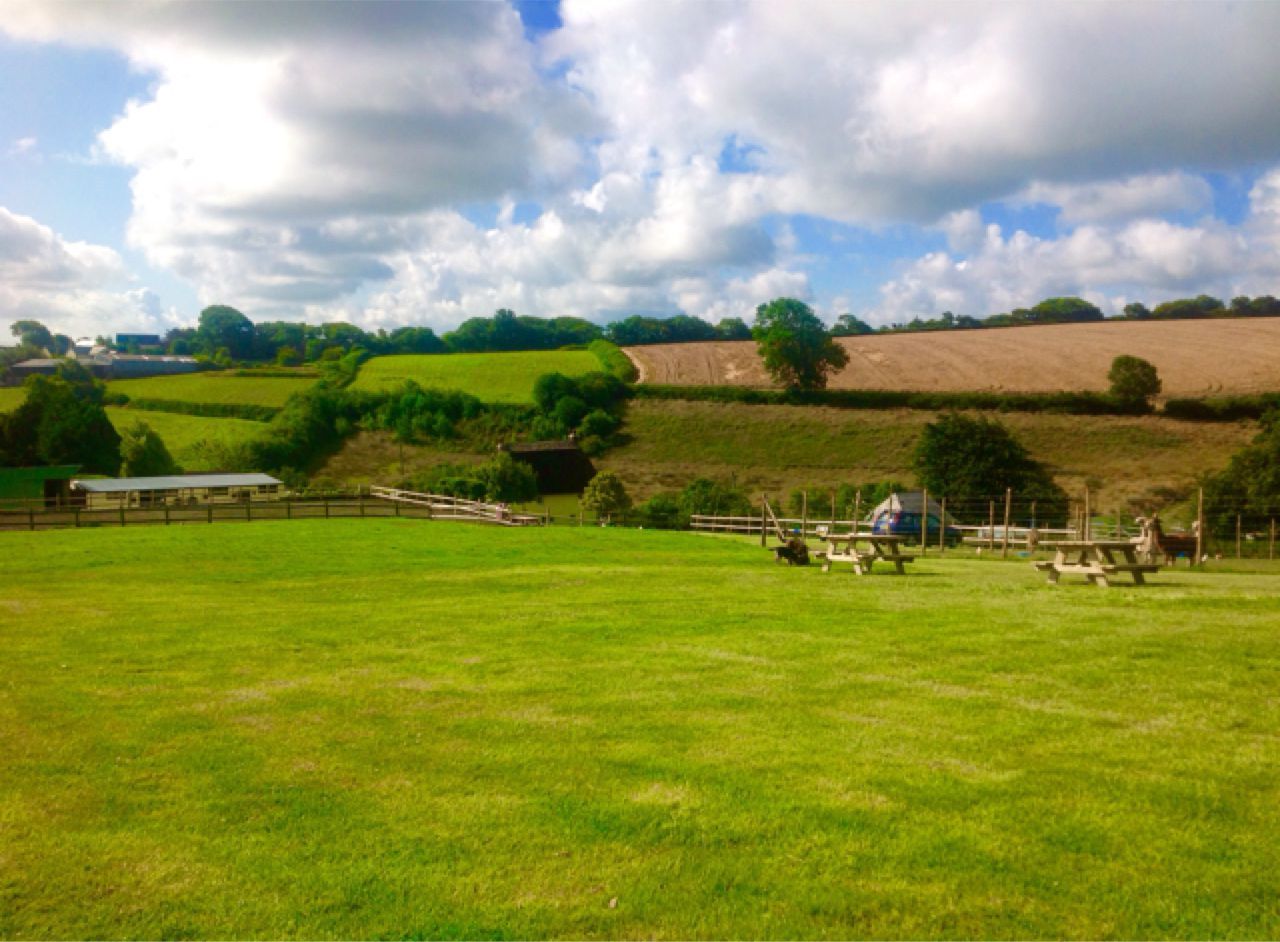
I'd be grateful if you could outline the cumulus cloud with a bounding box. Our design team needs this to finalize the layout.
[875,166,1280,322]
[3,1,1280,331]
[0,206,177,337]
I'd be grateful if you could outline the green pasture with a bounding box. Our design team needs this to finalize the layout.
[105,407,268,472]
[2,521,1277,939]
[351,350,604,404]
[107,371,317,408]
[0,385,26,413]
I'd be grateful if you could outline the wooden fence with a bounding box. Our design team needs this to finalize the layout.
[368,486,543,526]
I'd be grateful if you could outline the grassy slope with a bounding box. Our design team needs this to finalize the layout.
[0,386,26,413]
[107,372,317,407]
[1,520,1277,938]
[351,350,603,404]
[595,400,1258,510]
[105,407,268,471]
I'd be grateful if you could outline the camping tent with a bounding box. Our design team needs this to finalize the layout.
[867,491,958,537]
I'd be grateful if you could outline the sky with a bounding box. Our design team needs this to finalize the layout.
[3,0,1280,340]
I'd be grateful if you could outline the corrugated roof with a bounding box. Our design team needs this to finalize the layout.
[506,440,583,453]
[72,473,282,493]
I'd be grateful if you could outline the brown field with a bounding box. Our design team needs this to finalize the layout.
[625,318,1280,396]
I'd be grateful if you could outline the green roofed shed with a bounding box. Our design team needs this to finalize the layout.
[0,466,80,509]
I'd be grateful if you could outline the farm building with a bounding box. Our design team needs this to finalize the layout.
[0,466,80,509]
[71,473,284,509]
[500,439,596,494]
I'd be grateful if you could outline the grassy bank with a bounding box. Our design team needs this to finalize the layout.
[104,407,269,472]
[2,521,1278,938]
[351,350,603,404]
[107,372,318,409]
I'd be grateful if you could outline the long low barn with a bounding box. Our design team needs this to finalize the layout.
[72,473,283,509]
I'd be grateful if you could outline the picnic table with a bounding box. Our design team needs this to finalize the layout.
[819,531,915,575]
[1034,539,1159,587]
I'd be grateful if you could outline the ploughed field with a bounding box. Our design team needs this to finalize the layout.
[350,350,604,404]
[625,318,1280,396]
[3,520,1278,938]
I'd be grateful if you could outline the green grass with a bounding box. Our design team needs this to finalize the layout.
[105,407,269,471]
[351,350,604,404]
[0,385,26,413]
[2,521,1278,938]
[107,371,317,408]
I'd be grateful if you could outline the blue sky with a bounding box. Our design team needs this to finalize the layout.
[3,1,1280,339]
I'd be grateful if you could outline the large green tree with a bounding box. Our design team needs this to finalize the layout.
[751,298,849,392]
[9,319,55,351]
[119,421,179,477]
[912,412,1067,523]
[0,373,121,474]
[197,305,255,360]
[1108,355,1161,407]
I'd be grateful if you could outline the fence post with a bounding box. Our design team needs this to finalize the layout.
[74,508,80,529]
[1001,488,1012,559]
[1195,487,1204,565]
[920,487,928,556]
[1083,486,1091,542]
[801,491,808,540]
[120,505,126,528]
[1270,518,1276,561]
[1236,514,1242,559]
[938,497,946,554]
[245,501,251,522]
[324,497,330,519]
[28,508,35,531]
[287,499,292,520]
[394,499,400,518]
[987,501,995,551]
[854,489,862,533]
[164,504,170,526]
[359,496,365,517]
[760,496,766,547]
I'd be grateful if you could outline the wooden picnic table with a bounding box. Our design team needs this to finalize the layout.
[820,531,915,575]
[1034,539,1159,587]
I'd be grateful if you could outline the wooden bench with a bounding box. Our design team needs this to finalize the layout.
[1036,540,1160,587]
[821,532,914,575]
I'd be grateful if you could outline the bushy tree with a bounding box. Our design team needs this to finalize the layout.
[636,493,683,528]
[197,305,255,360]
[714,317,752,340]
[912,412,1066,523]
[119,421,179,477]
[1108,355,1161,406]
[476,452,539,503]
[1203,410,1280,536]
[0,374,121,474]
[582,470,632,521]
[752,298,849,392]
[677,478,753,517]
[9,319,54,351]
[831,313,875,336]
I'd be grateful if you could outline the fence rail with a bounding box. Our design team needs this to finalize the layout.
[368,486,544,526]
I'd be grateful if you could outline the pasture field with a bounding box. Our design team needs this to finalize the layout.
[2,520,1278,939]
[625,318,1280,397]
[105,408,268,471]
[351,350,604,404]
[0,385,25,412]
[107,371,317,408]
[596,400,1257,509]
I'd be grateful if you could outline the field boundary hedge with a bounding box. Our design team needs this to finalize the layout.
[1162,395,1280,421]
[588,339,639,382]
[632,384,1155,416]
[116,397,280,422]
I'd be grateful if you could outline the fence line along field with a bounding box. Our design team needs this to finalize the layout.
[351,349,604,404]
[625,318,1280,396]
[2,519,1277,938]
[106,371,319,407]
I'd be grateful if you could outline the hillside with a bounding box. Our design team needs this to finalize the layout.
[625,318,1280,396]
[350,349,603,404]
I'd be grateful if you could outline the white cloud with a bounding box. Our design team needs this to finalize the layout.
[0,206,177,337]
[874,167,1280,322]
[2,1,1280,332]
[8,136,37,157]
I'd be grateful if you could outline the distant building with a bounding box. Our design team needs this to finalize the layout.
[102,354,202,378]
[500,439,597,494]
[115,333,162,348]
[72,339,95,358]
[9,358,63,380]
[72,473,284,509]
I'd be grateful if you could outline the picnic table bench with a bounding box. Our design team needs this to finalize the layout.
[1034,539,1160,587]
[819,531,915,575]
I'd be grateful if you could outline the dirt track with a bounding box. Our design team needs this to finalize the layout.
[625,319,1280,396]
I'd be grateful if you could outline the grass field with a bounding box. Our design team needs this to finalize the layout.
[0,385,26,413]
[2,520,1277,938]
[595,400,1257,510]
[351,350,604,404]
[107,371,317,408]
[105,408,269,471]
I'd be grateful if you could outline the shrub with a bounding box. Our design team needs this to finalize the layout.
[582,471,632,520]
[1108,355,1161,407]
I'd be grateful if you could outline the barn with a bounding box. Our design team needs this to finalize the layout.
[71,473,284,509]
[500,440,596,495]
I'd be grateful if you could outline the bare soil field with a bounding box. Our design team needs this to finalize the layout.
[625,319,1280,396]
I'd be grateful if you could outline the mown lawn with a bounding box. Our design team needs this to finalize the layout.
[351,351,604,404]
[2,521,1277,939]
[105,408,269,471]
[107,372,317,408]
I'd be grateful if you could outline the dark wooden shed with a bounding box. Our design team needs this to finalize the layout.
[501,440,597,495]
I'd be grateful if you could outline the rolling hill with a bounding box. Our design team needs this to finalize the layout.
[624,318,1280,396]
